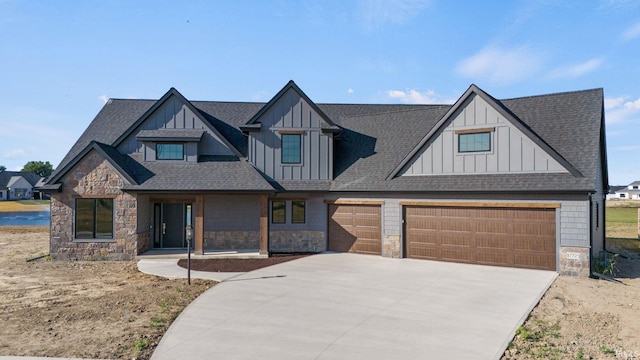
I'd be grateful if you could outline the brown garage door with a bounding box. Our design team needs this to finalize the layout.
[404,206,556,270]
[328,204,381,255]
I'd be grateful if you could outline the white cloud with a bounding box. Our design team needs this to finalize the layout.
[624,98,640,109]
[358,0,431,30]
[622,21,640,40]
[604,96,625,109]
[98,95,109,104]
[347,88,355,94]
[604,95,640,124]
[385,89,454,104]
[455,46,543,85]
[547,58,604,79]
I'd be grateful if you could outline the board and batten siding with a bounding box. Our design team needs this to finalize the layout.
[401,94,568,176]
[204,195,260,231]
[249,88,333,180]
[117,94,235,158]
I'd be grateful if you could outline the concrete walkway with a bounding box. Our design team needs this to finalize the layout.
[150,253,557,360]
[137,258,244,282]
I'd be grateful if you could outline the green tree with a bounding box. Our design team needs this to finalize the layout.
[21,161,54,178]
[0,165,5,172]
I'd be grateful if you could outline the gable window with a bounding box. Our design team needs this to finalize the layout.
[281,134,301,164]
[271,201,286,223]
[156,143,184,160]
[292,201,306,223]
[75,198,114,239]
[458,132,491,153]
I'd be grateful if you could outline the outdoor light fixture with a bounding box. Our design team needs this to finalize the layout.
[185,224,193,285]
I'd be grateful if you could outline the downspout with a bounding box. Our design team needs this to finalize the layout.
[588,193,594,277]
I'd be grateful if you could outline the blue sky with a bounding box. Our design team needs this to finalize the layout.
[1,0,638,185]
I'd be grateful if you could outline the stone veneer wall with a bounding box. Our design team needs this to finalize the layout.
[269,231,324,253]
[383,235,400,258]
[559,246,590,277]
[50,151,138,261]
[203,231,260,250]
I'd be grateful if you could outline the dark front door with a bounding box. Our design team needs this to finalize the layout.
[154,203,190,248]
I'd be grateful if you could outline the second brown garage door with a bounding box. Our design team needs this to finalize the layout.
[328,204,381,255]
[404,206,556,270]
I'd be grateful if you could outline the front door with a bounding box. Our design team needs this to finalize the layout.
[153,203,192,248]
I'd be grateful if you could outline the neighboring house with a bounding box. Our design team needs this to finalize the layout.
[0,171,41,201]
[43,81,608,276]
[606,181,640,200]
[33,177,50,200]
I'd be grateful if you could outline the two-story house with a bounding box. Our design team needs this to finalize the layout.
[607,180,640,200]
[43,81,608,276]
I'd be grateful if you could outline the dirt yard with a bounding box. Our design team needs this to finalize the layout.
[1,202,640,359]
[504,201,640,359]
[0,226,213,359]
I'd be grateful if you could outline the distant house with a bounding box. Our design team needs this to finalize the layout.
[0,171,42,201]
[43,81,608,277]
[606,181,640,200]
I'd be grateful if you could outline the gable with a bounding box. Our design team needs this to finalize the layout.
[399,93,569,176]
[246,82,335,181]
[7,176,32,189]
[254,87,327,130]
[115,91,238,158]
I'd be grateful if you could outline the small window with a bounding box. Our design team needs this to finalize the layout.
[281,134,301,164]
[292,201,306,223]
[271,201,286,223]
[620,194,626,198]
[633,186,639,190]
[75,198,114,239]
[156,143,184,160]
[458,132,491,153]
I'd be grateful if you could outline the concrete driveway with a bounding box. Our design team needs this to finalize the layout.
[152,253,557,360]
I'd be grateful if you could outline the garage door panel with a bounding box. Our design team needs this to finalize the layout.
[440,234,472,248]
[440,219,472,232]
[328,204,381,255]
[441,248,475,263]
[514,254,555,270]
[476,235,511,250]
[476,221,511,235]
[476,251,513,266]
[513,238,556,252]
[405,206,556,271]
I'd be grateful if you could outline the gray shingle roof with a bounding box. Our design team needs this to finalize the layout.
[48,85,605,194]
[0,171,41,189]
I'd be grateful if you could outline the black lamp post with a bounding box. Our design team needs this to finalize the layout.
[185,224,193,285]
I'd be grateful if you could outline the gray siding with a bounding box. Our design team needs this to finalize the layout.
[401,95,567,176]
[558,201,590,247]
[204,195,260,231]
[249,88,333,180]
[117,94,234,158]
[269,194,326,232]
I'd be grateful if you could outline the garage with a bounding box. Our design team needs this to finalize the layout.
[403,204,557,270]
[328,203,381,255]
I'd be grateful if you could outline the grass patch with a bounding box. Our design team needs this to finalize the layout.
[606,207,638,239]
[0,200,49,212]
[607,208,638,224]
